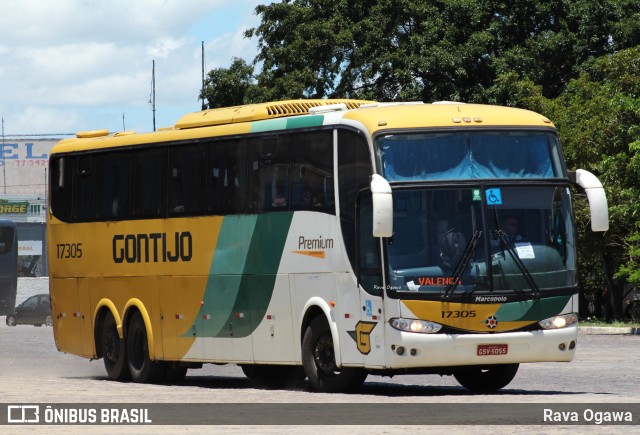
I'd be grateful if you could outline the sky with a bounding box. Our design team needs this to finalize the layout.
[0,0,276,137]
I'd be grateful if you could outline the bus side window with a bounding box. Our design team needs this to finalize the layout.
[207,140,247,215]
[357,193,382,295]
[169,144,206,216]
[132,148,167,218]
[338,129,373,273]
[290,130,334,213]
[96,152,130,221]
[0,227,14,254]
[247,135,289,213]
[73,156,94,222]
[50,156,73,222]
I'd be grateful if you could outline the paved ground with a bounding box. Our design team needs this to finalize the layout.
[2,278,639,434]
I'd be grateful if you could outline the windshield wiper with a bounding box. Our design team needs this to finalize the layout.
[443,230,482,299]
[494,230,541,299]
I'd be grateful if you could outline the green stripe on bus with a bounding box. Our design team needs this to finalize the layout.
[188,212,294,338]
[286,115,324,129]
[495,295,571,321]
[251,118,287,132]
[250,115,324,133]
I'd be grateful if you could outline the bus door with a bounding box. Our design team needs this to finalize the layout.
[356,194,385,368]
[0,222,17,316]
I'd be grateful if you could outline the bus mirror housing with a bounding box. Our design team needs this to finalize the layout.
[371,174,393,237]
[569,169,609,232]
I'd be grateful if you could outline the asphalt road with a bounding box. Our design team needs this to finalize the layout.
[1,319,639,434]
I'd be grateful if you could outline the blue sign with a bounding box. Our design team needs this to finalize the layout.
[486,188,503,205]
[365,300,372,317]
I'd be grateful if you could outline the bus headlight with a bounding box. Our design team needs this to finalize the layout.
[390,318,442,334]
[538,313,578,330]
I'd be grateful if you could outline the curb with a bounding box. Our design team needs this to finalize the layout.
[578,326,640,335]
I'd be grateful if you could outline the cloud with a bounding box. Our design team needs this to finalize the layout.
[0,0,273,135]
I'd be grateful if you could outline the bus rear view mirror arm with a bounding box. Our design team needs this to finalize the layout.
[568,169,609,232]
[371,174,393,238]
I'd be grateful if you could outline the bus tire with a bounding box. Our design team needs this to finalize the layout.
[302,316,367,392]
[126,311,165,383]
[100,311,130,381]
[453,363,519,391]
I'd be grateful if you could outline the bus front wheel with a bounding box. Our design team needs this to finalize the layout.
[302,316,367,392]
[453,364,519,391]
[126,311,165,383]
[100,311,130,381]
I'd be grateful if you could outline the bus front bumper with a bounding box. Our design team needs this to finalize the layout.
[384,326,577,368]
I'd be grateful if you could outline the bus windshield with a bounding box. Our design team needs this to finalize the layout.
[376,131,564,181]
[385,186,576,297]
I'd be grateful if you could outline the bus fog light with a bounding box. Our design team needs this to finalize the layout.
[396,346,405,355]
[390,318,442,334]
[539,313,578,330]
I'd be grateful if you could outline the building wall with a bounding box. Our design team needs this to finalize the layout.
[1,139,58,277]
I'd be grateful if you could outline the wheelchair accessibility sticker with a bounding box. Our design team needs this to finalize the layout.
[486,188,503,205]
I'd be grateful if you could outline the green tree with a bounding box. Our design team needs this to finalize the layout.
[200,57,259,109]
[245,0,640,103]
[515,47,640,320]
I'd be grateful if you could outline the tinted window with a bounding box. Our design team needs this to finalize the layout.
[0,226,15,254]
[338,129,372,269]
[290,130,334,212]
[132,148,166,218]
[50,157,73,222]
[247,135,289,213]
[169,144,206,216]
[96,152,130,220]
[207,140,247,214]
[73,156,94,221]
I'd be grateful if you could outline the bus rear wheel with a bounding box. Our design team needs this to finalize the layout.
[126,311,165,383]
[100,311,130,381]
[453,364,519,391]
[302,316,367,393]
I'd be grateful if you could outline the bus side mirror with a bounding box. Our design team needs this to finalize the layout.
[569,169,609,232]
[371,174,393,237]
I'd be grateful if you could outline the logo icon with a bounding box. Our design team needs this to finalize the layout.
[485,315,499,329]
[7,405,40,423]
[486,188,503,205]
[347,321,377,355]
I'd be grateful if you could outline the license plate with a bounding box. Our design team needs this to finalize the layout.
[477,344,508,356]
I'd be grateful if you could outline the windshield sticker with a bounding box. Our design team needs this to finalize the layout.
[515,242,535,259]
[472,188,482,201]
[406,277,463,290]
[486,188,503,205]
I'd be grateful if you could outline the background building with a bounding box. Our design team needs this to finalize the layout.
[1,138,57,277]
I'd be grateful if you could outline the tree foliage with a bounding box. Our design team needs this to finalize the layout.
[511,47,640,319]
[200,57,258,109]
[244,0,640,103]
[201,0,640,320]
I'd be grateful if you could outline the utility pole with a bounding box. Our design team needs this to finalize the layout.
[201,41,207,111]
[1,117,5,194]
[151,60,156,132]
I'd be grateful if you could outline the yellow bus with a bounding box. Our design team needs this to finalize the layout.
[48,100,608,392]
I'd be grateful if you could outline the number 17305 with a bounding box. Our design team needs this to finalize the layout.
[56,243,83,259]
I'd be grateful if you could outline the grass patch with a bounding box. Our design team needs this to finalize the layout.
[580,318,640,328]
